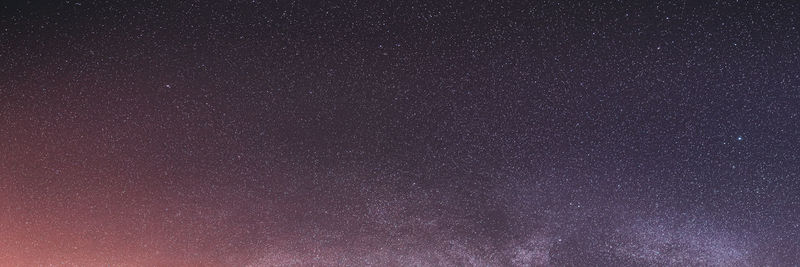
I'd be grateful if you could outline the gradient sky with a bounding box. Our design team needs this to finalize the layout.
[1,0,799,266]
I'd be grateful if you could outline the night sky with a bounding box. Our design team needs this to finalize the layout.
[1,0,799,266]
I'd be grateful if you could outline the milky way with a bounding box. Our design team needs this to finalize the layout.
[1,1,799,266]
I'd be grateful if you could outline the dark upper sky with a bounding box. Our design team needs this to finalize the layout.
[1,0,799,266]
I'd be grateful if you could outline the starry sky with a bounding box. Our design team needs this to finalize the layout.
[1,0,799,266]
